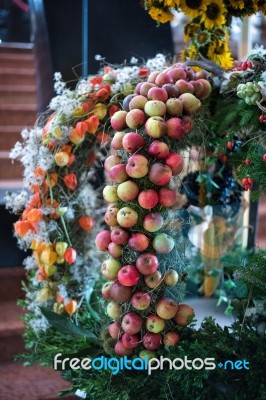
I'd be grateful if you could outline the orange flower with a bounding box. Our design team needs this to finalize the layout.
[96,88,110,101]
[30,184,41,193]
[14,220,33,237]
[46,198,60,219]
[28,193,42,208]
[46,172,58,188]
[56,292,64,303]
[97,131,108,145]
[27,208,43,223]
[22,207,32,220]
[82,99,93,113]
[67,153,75,167]
[104,66,113,74]
[79,216,94,232]
[41,247,57,266]
[34,167,46,179]
[84,115,99,134]
[64,173,77,191]
[75,121,88,136]
[64,248,77,264]
[60,144,72,154]
[54,151,70,167]
[69,128,85,145]
[89,76,103,85]
[64,299,78,316]
[108,104,120,117]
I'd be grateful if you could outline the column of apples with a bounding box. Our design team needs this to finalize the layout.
[96,63,212,356]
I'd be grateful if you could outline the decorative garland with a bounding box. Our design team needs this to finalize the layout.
[143,0,266,69]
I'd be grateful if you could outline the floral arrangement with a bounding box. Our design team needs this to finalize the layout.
[143,0,266,69]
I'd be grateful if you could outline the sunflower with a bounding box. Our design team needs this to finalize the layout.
[163,0,180,7]
[257,0,266,14]
[148,6,174,23]
[207,38,234,69]
[229,0,245,9]
[184,22,201,42]
[194,30,212,47]
[179,44,199,62]
[200,0,226,30]
[179,0,205,19]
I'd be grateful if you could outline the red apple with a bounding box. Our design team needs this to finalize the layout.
[165,153,183,175]
[175,79,194,94]
[106,301,122,320]
[128,233,149,252]
[144,100,166,117]
[156,298,179,320]
[129,95,148,110]
[155,71,172,86]
[148,140,169,159]
[101,258,122,280]
[121,333,139,349]
[163,331,181,347]
[144,270,163,289]
[149,163,172,186]
[126,154,149,178]
[181,115,193,133]
[111,110,128,131]
[152,233,175,254]
[110,227,129,245]
[122,94,137,111]
[109,164,128,183]
[114,340,133,356]
[146,314,165,333]
[174,304,195,326]
[162,83,180,98]
[179,93,201,114]
[111,131,126,150]
[143,332,162,350]
[158,188,176,207]
[118,264,140,286]
[117,207,138,228]
[121,312,143,334]
[145,116,167,139]
[126,109,146,129]
[104,155,122,172]
[110,280,133,302]
[147,87,168,102]
[108,242,123,258]
[164,269,179,286]
[139,82,156,96]
[138,189,159,209]
[147,71,160,83]
[101,281,113,300]
[131,290,151,310]
[136,253,159,275]
[108,321,121,339]
[117,180,139,202]
[143,212,164,232]
[122,132,145,153]
[95,230,111,251]
[195,79,212,99]
[105,206,119,227]
[166,117,185,139]
[167,67,187,82]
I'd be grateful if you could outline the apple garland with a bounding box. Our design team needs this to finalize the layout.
[96,62,213,356]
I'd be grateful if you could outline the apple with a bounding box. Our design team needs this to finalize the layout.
[158,188,176,207]
[106,301,122,320]
[175,79,194,94]
[165,153,183,175]
[109,163,128,183]
[110,227,129,245]
[174,304,195,326]
[108,242,123,258]
[101,258,122,280]
[126,154,149,178]
[117,180,139,202]
[181,115,193,133]
[129,95,148,110]
[149,163,172,186]
[147,87,168,102]
[195,78,212,99]
[166,98,183,116]
[136,253,159,275]
[184,66,195,80]
[118,264,140,286]
[121,312,143,334]
[139,349,157,361]
[131,290,151,310]
[122,132,145,153]
[114,340,133,356]
[148,140,169,159]
[122,94,136,111]
[117,207,138,228]
[167,67,186,82]
[101,281,113,300]
[190,80,204,98]
[156,298,179,320]
[145,116,167,139]
[111,131,126,150]
[104,155,122,172]
[110,110,128,131]
[143,332,162,350]
[144,270,163,289]
[144,100,166,117]
[155,71,172,86]
[146,314,165,333]
[105,206,118,227]
[138,189,159,209]
[143,212,164,232]
[153,233,175,254]
[103,185,119,203]
[108,321,121,339]
[110,280,133,302]
[128,233,149,252]
[139,82,156,96]
[147,71,160,83]
[163,331,181,347]
[194,70,209,80]
[164,269,179,286]
[166,117,185,139]
[162,83,180,98]
[126,109,146,129]
[121,333,139,349]
[95,230,112,251]
[179,93,201,114]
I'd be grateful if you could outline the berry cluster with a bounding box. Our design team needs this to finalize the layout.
[96,63,212,357]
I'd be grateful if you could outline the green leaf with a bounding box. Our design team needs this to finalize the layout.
[85,287,101,322]
[234,280,248,299]
[40,307,98,341]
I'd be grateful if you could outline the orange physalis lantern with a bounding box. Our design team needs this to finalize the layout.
[64,299,78,316]
[14,220,33,237]
[78,216,94,232]
[64,248,77,264]
[27,208,43,223]
[64,173,77,191]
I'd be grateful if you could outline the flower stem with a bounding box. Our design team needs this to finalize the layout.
[60,215,72,247]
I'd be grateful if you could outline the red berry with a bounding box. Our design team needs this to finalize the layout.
[242,178,248,185]
[259,115,266,123]
[244,159,251,166]
[220,154,227,163]
[246,61,253,69]
[241,61,248,71]
[262,154,266,162]
[227,141,233,151]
